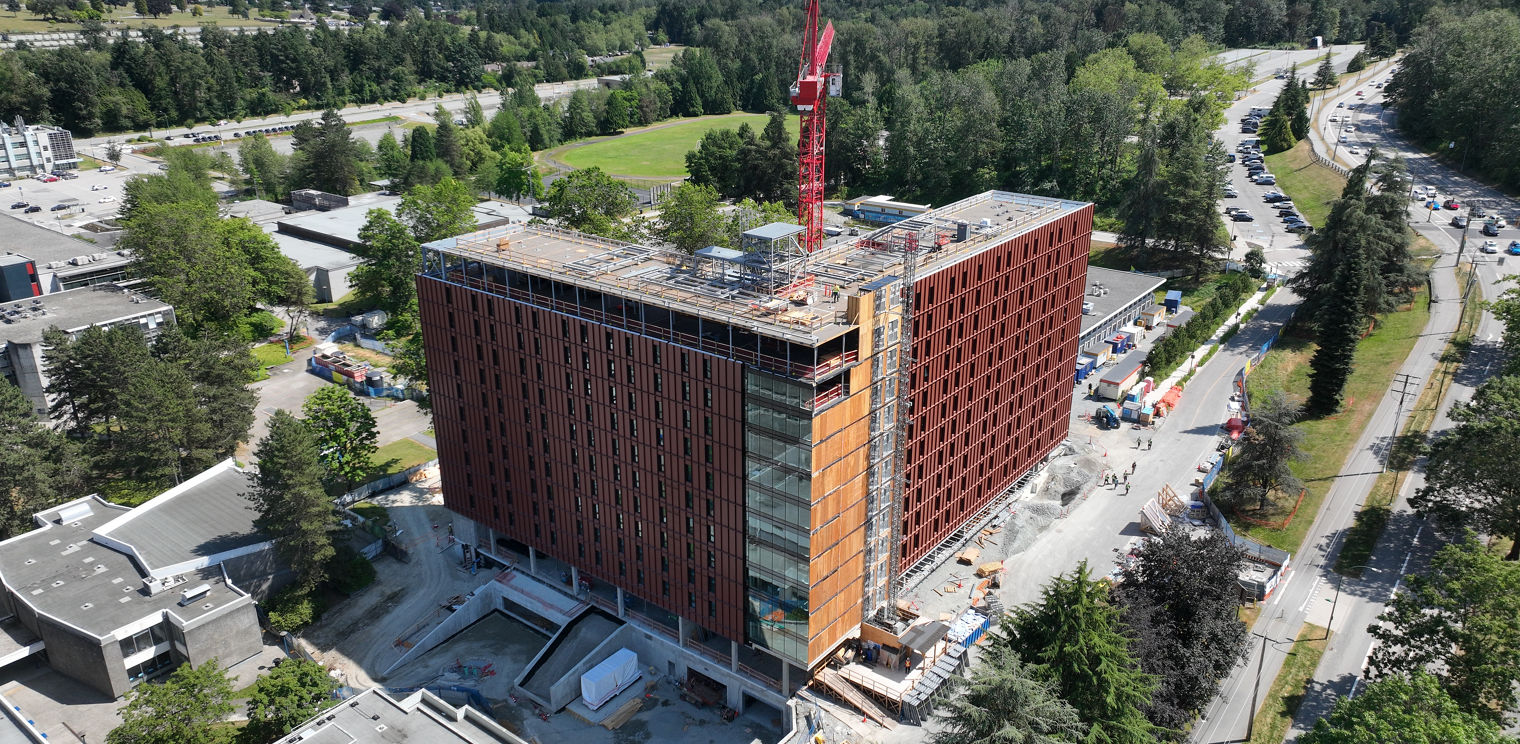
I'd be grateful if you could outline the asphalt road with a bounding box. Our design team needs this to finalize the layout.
[1194,54,1520,744]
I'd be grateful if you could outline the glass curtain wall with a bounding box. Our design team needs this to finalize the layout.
[743,370,814,665]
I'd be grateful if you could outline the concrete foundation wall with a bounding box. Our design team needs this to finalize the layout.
[37,616,121,698]
[382,584,499,678]
[180,600,261,672]
[539,623,639,712]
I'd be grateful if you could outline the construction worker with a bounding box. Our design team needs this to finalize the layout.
[1125,483,1132,496]
[1123,472,1129,484]
[1131,462,1137,474]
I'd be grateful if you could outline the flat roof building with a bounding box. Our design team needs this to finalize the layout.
[275,688,529,744]
[0,460,269,698]
[0,283,173,417]
[1078,267,1166,352]
[418,190,1091,703]
[0,214,134,295]
[0,117,78,179]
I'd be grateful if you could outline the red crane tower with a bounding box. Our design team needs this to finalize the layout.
[790,0,837,254]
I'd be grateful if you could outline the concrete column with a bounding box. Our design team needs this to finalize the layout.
[782,662,790,695]
[678,616,689,644]
[570,566,580,594]
[528,546,537,575]
[616,587,626,617]
[730,640,739,673]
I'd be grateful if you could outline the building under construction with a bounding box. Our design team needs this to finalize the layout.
[417,189,1092,711]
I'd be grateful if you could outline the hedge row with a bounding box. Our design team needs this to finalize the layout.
[1146,273,1258,379]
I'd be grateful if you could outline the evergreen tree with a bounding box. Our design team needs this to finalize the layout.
[375,130,409,183]
[1415,376,1520,560]
[1306,242,1367,414]
[1002,562,1161,744]
[462,94,484,128]
[685,126,748,198]
[1312,54,1338,89]
[302,385,377,493]
[1260,110,1296,153]
[563,89,598,141]
[1345,50,1367,73]
[737,111,798,206]
[432,104,463,176]
[251,411,335,592]
[407,126,435,163]
[0,383,84,540]
[933,643,1088,744]
[288,109,369,196]
[1225,391,1307,509]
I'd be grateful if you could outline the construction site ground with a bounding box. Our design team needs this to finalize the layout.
[386,611,785,744]
[298,474,492,690]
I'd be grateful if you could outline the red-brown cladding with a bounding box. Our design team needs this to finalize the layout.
[899,207,1092,568]
[416,277,749,641]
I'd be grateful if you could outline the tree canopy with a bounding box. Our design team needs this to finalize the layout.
[251,410,336,593]
[933,642,1088,744]
[106,658,234,744]
[544,166,639,240]
[1368,536,1520,720]
[1414,375,1520,559]
[301,385,378,493]
[244,658,341,743]
[1300,671,1512,744]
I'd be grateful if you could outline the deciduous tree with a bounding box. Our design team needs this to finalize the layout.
[244,658,340,742]
[1368,537,1520,719]
[397,176,477,243]
[301,385,377,493]
[1415,375,1520,559]
[1112,529,1248,733]
[352,208,420,314]
[251,411,336,592]
[544,166,639,239]
[106,658,234,744]
[1300,671,1510,744]
[653,183,726,254]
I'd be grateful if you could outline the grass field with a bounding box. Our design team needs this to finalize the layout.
[1249,624,1329,744]
[369,438,436,480]
[1265,140,1348,228]
[639,44,688,71]
[553,113,802,179]
[1337,253,1477,575]
[0,4,253,33]
[1238,287,1432,553]
[249,335,312,381]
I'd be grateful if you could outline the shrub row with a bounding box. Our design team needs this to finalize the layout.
[1146,273,1258,379]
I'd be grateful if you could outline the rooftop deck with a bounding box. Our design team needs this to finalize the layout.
[426,191,1089,346]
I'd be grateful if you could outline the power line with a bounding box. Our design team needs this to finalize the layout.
[1384,372,1420,473]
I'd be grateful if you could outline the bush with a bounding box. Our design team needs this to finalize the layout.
[265,586,319,633]
[328,545,376,595]
[237,310,284,342]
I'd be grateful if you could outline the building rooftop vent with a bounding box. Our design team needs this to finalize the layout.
[179,584,212,606]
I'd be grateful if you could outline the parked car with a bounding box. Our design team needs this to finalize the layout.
[1275,201,1296,210]
[1224,206,1242,215]
[1508,241,1520,256]
[39,175,59,183]
[91,184,108,191]
[1226,153,1236,163]
[1482,223,1501,237]
[1452,215,1469,228]
[1445,199,1462,210]
[1482,240,1499,254]
[22,205,40,213]
[1470,206,1487,218]
[0,181,9,188]
[1263,192,1289,202]
[98,165,115,172]
[1230,212,1256,222]
[1254,175,1276,185]
[60,172,76,180]
[1286,223,1314,234]
[9,202,28,209]
[98,196,115,203]
[49,204,69,211]
[1488,216,1509,229]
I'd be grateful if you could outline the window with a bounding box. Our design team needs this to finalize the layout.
[681,381,691,402]
[702,358,712,380]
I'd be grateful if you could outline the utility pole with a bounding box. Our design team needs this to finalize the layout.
[1384,373,1419,473]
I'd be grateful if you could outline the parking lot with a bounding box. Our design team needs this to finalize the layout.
[2,165,139,233]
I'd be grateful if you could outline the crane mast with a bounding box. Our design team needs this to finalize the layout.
[789,0,836,254]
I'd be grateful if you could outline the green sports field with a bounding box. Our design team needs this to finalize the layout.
[554,113,802,179]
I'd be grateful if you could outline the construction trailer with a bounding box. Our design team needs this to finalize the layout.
[1097,351,1146,400]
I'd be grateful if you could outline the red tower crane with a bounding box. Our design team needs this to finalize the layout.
[790,0,836,254]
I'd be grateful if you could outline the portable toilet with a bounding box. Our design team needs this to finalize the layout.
[1164,290,1183,311]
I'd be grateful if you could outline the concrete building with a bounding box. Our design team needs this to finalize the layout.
[275,687,528,744]
[416,190,1091,704]
[0,284,173,417]
[0,460,270,698]
[0,214,134,295]
[0,117,78,179]
[1077,266,1166,354]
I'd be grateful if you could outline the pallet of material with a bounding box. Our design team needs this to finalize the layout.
[600,693,645,730]
[955,548,980,564]
[975,561,1003,578]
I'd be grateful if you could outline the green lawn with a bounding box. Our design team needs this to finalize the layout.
[639,45,689,71]
[250,336,312,381]
[1237,289,1432,553]
[0,4,251,33]
[1249,624,1329,744]
[368,438,435,480]
[553,113,801,179]
[1264,140,1348,228]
